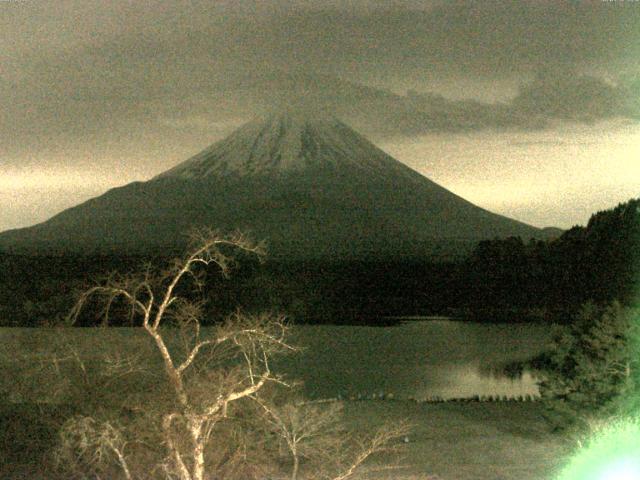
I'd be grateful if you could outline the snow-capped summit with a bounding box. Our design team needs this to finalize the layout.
[155,109,417,181]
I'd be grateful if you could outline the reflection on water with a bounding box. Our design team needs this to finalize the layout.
[427,365,540,400]
[0,320,552,402]
[278,319,551,400]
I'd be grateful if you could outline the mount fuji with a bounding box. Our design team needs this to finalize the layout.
[0,111,544,259]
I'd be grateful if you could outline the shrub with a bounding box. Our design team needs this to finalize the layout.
[537,301,640,430]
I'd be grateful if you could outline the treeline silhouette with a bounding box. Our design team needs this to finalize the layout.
[0,198,637,326]
[0,252,461,326]
[461,198,639,322]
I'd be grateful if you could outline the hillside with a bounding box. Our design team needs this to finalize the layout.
[0,112,544,259]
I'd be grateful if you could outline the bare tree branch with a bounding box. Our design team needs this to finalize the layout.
[64,229,291,480]
[59,228,410,480]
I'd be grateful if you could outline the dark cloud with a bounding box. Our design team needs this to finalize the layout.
[176,70,638,137]
[511,71,637,121]
[1,0,639,163]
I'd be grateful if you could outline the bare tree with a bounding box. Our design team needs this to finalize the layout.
[67,230,292,480]
[328,421,410,480]
[54,415,133,480]
[59,229,412,480]
[256,396,411,480]
[257,398,344,480]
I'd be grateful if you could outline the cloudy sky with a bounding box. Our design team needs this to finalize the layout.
[1,0,639,231]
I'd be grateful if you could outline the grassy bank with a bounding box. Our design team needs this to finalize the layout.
[343,400,572,480]
[1,400,573,480]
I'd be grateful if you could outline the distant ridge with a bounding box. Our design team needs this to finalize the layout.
[0,111,546,259]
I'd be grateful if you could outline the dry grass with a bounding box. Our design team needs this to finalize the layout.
[1,400,574,480]
[339,400,573,480]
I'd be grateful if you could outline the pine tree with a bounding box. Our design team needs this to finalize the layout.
[537,301,640,430]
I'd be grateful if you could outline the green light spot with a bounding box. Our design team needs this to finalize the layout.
[596,458,640,480]
[557,418,640,480]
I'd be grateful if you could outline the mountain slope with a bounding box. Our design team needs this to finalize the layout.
[0,112,544,259]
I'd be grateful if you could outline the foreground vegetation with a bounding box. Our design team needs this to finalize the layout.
[2,231,409,480]
[1,399,574,480]
[0,318,577,480]
[536,302,640,429]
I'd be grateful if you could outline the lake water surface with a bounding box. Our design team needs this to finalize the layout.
[1,319,552,402]
[277,319,552,400]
